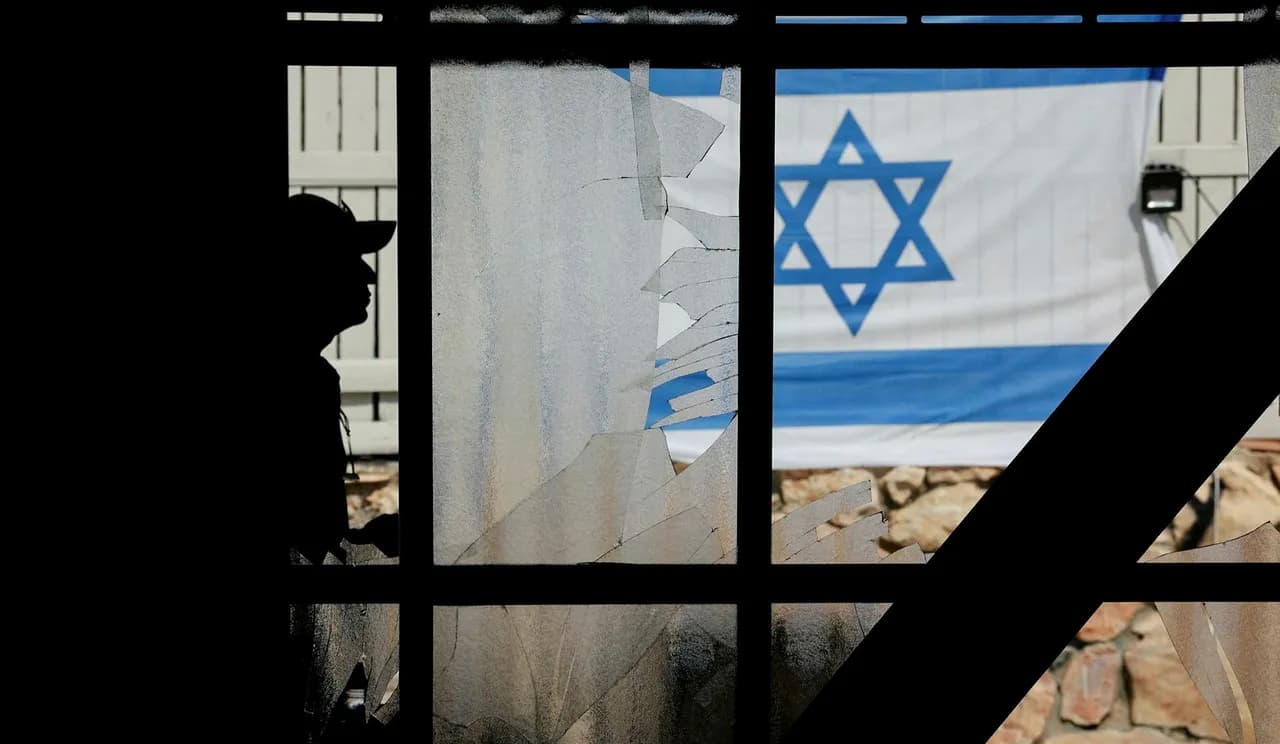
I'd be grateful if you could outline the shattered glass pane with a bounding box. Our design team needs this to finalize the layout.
[433,61,738,566]
[1150,526,1280,744]
[432,59,739,742]
[291,603,399,741]
[434,604,737,743]
[768,480,929,742]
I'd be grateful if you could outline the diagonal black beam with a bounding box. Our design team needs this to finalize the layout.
[783,152,1280,743]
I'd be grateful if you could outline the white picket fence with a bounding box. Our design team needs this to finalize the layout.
[289,14,1259,454]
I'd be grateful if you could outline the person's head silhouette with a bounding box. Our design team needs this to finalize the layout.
[285,193,396,352]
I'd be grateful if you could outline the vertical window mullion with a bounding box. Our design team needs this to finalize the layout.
[735,9,775,742]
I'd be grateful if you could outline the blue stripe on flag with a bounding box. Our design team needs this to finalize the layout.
[646,345,1107,429]
[776,15,1180,24]
[1098,14,1182,23]
[775,68,1165,94]
[921,15,1083,23]
[610,67,1167,96]
[772,345,1106,426]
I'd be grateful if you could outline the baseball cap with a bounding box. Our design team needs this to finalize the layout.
[286,193,396,255]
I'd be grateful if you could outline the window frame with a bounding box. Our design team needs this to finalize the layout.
[283,4,1279,741]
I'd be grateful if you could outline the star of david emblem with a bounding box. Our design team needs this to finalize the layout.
[775,110,953,335]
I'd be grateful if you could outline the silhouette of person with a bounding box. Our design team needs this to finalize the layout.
[283,193,398,565]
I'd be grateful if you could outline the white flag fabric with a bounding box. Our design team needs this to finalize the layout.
[640,37,1180,467]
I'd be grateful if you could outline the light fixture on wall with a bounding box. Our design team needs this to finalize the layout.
[1141,164,1184,214]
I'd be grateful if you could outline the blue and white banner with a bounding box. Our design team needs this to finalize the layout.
[635,18,1180,467]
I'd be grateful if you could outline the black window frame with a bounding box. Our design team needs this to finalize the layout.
[283,4,1280,741]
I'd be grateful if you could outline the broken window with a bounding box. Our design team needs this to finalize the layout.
[291,603,400,740]
[432,61,739,566]
[434,604,736,742]
[431,59,740,741]
[267,8,1280,744]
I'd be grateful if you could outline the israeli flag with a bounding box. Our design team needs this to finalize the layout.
[639,16,1181,467]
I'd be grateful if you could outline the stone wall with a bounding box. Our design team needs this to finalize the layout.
[772,444,1280,744]
[988,601,1249,744]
